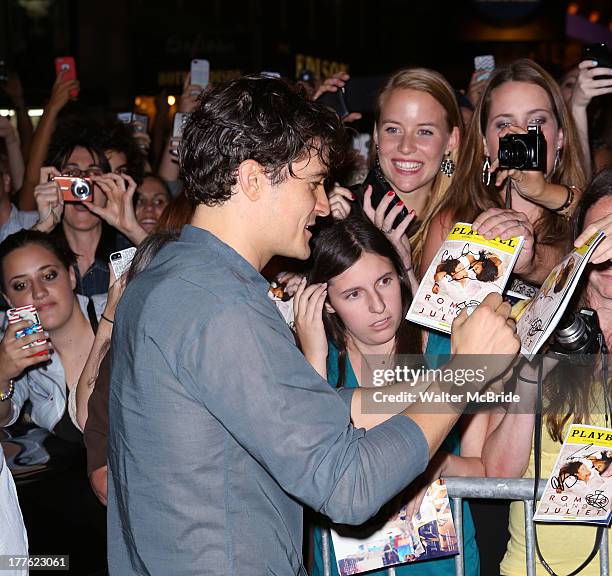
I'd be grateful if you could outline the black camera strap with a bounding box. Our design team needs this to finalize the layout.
[505,178,512,209]
[532,353,607,576]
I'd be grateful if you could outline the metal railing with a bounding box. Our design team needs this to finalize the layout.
[321,477,609,576]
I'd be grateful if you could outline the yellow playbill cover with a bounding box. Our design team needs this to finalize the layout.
[534,424,612,525]
[406,222,524,334]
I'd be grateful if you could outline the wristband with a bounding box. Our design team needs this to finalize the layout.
[551,185,575,213]
[101,314,114,324]
[0,379,15,402]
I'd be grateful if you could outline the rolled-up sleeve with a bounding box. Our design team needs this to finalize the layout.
[178,301,429,526]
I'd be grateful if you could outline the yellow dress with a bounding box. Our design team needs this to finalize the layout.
[500,399,611,575]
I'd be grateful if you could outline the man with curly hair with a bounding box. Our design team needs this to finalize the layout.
[107,75,519,575]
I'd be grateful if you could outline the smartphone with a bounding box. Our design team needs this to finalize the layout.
[110,247,137,280]
[582,43,612,80]
[7,305,47,355]
[342,76,386,114]
[370,186,410,230]
[117,112,149,134]
[172,112,190,140]
[474,55,495,82]
[190,59,210,91]
[54,56,78,98]
[317,88,350,119]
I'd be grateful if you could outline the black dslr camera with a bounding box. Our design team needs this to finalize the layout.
[498,124,546,172]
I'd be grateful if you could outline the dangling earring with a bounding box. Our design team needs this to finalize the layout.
[553,148,561,173]
[375,143,382,170]
[481,156,491,186]
[440,152,455,177]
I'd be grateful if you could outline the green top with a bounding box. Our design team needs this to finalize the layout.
[311,330,479,576]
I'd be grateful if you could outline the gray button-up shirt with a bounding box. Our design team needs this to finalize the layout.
[107,225,429,575]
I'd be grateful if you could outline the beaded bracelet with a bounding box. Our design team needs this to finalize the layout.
[552,185,575,213]
[0,379,15,402]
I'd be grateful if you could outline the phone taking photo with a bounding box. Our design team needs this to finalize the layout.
[190,59,210,93]
[172,112,190,139]
[110,247,137,280]
[54,56,78,98]
[7,305,47,356]
[474,55,495,82]
[117,112,149,134]
[582,43,612,80]
[317,87,350,119]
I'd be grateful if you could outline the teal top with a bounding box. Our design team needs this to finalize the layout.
[311,330,479,576]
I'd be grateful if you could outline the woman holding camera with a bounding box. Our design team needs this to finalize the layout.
[0,230,109,439]
[33,135,148,297]
[483,167,612,575]
[422,59,587,287]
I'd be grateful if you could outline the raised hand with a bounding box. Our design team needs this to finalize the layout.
[179,72,202,113]
[293,278,328,378]
[0,320,51,386]
[87,174,147,245]
[328,183,354,220]
[313,72,362,123]
[571,60,612,109]
[363,185,416,274]
[47,70,80,113]
[33,167,63,232]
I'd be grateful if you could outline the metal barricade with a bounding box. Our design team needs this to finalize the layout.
[321,477,609,576]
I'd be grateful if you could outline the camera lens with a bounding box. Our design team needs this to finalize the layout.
[554,312,590,351]
[499,138,528,169]
[71,178,91,200]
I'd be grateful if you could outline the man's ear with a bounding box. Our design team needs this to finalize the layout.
[236,159,266,202]
[324,301,336,314]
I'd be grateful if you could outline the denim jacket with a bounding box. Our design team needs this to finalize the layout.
[5,294,106,431]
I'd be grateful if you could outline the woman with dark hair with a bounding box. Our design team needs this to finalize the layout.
[483,168,612,575]
[0,230,106,438]
[295,216,491,576]
[134,174,172,234]
[29,115,149,296]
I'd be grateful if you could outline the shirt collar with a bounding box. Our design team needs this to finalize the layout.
[179,224,269,293]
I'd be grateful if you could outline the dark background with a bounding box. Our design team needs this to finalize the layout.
[1,1,611,573]
[1,0,611,110]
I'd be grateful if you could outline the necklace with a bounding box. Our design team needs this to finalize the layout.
[348,338,395,387]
